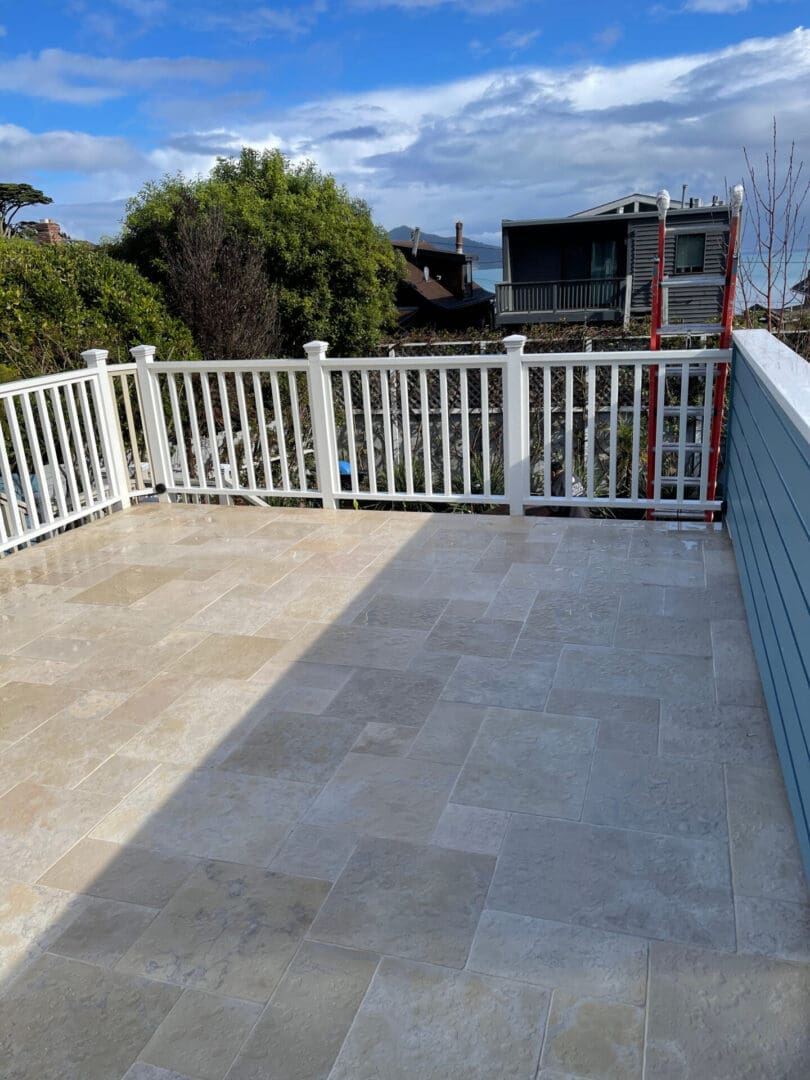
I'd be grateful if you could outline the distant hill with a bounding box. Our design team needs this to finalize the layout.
[388,226,502,268]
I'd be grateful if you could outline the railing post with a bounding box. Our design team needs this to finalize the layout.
[82,348,130,509]
[503,334,528,516]
[130,345,172,500]
[623,273,632,328]
[303,340,338,509]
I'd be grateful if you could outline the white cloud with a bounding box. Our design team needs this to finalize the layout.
[0,48,243,105]
[499,30,541,51]
[203,4,324,39]
[0,124,145,172]
[21,28,810,244]
[684,0,750,11]
[355,0,516,11]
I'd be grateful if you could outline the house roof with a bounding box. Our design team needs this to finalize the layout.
[570,194,658,217]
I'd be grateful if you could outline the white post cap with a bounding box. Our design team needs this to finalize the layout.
[656,189,671,219]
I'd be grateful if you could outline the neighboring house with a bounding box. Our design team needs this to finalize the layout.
[496,192,731,328]
[392,223,493,329]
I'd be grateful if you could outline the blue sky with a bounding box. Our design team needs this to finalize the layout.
[1,0,809,252]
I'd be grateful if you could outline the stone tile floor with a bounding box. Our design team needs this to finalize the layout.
[0,503,808,1080]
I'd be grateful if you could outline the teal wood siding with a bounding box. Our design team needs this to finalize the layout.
[725,332,810,879]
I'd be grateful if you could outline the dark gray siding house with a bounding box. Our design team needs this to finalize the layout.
[496,193,731,328]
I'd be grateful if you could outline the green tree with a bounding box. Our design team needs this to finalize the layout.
[0,238,197,382]
[111,148,403,357]
[0,183,52,237]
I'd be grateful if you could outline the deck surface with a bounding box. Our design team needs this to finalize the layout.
[0,504,807,1079]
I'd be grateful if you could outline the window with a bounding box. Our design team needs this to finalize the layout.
[674,233,705,274]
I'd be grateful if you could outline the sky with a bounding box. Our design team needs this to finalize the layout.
[1,0,809,258]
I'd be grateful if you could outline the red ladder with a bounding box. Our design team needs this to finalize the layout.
[646,185,743,521]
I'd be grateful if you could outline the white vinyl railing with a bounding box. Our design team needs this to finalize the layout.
[0,334,731,551]
[0,360,121,553]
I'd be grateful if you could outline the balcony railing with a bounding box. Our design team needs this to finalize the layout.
[496,277,624,315]
[0,337,734,553]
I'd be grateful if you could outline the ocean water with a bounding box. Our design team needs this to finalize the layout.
[473,267,502,293]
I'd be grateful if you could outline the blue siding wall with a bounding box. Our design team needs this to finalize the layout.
[725,332,810,879]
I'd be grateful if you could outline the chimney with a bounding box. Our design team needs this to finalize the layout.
[455,220,463,254]
[680,184,687,208]
[34,219,63,246]
[411,227,421,258]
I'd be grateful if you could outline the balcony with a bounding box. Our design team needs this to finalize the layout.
[0,331,808,1079]
[496,276,628,325]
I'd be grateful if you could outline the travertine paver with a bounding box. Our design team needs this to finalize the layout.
[0,505,806,1079]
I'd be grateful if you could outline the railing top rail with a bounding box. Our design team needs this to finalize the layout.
[522,347,731,366]
[496,276,623,287]
[732,329,810,444]
[0,367,98,398]
[323,354,509,370]
[145,358,309,373]
[106,363,138,374]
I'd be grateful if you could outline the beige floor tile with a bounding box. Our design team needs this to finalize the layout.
[92,763,318,865]
[170,633,285,680]
[48,895,159,967]
[139,990,262,1080]
[0,781,117,882]
[124,679,270,767]
[0,681,81,741]
[0,878,90,980]
[0,952,181,1080]
[68,565,181,606]
[227,941,378,1080]
[117,860,330,1001]
[39,837,198,907]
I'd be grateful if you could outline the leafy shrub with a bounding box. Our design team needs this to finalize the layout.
[0,238,197,382]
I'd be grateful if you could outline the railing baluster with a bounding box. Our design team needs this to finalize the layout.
[0,406,23,538]
[460,367,471,494]
[20,392,53,527]
[252,373,274,491]
[399,368,414,495]
[564,365,574,498]
[77,381,105,500]
[676,361,689,502]
[167,373,191,490]
[234,372,256,492]
[50,385,81,512]
[217,373,239,490]
[200,372,221,489]
[6,395,41,527]
[543,365,551,498]
[183,373,206,491]
[699,360,715,504]
[361,369,376,494]
[419,369,432,497]
[608,363,619,500]
[631,363,642,500]
[63,383,93,508]
[481,367,490,498]
[653,363,667,502]
[379,367,396,493]
[342,370,359,492]
[269,372,290,491]
[287,371,308,492]
[586,365,596,497]
[439,368,451,494]
[35,388,67,520]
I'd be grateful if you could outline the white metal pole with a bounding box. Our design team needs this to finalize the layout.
[503,333,528,516]
[82,349,131,509]
[130,345,172,500]
[303,340,338,509]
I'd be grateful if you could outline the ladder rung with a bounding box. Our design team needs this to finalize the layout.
[658,323,722,336]
[658,478,701,487]
[662,406,706,415]
[660,443,703,452]
[660,275,727,287]
[663,224,728,235]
